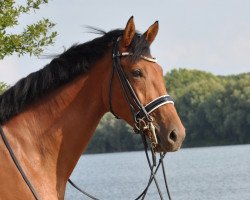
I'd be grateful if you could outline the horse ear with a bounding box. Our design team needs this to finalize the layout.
[121,16,136,47]
[143,21,159,46]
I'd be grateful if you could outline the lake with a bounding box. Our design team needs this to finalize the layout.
[65,145,250,200]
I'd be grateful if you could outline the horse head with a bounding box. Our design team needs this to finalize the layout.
[105,17,185,152]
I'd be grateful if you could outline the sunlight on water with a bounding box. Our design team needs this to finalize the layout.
[65,145,250,200]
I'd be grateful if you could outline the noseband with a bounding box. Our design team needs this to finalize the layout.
[109,37,174,149]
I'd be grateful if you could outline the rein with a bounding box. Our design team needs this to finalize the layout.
[0,126,40,200]
[0,36,174,200]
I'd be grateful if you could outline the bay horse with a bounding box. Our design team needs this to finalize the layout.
[0,17,185,200]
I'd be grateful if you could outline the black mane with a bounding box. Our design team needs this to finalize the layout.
[0,29,150,124]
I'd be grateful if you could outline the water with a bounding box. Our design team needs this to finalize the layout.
[65,145,250,200]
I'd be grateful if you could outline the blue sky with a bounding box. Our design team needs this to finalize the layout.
[0,0,249,84]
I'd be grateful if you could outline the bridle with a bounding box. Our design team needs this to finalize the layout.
[69,37,174,200]
[0,36,174,200]
[109,36,174,149]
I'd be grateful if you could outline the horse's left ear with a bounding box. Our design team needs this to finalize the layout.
[143,21,159,46]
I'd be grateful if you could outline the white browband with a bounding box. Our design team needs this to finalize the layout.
[119,52,157,63]
[140,55,157,63]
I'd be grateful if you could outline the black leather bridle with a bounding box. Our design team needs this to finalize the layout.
[109,36,174,149]
[0,36,174,200]
[69,37,174,200]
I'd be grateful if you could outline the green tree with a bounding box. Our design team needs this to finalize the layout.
[165,69,250,148]
[165,68,221,99]
[86,113,143,154]
[0,82,8,94]
[0,0,57,59]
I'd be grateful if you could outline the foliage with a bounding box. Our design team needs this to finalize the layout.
[0,82,8,95]
[85,113,143,154]
[165,69,250,147]
[0,0,57,59]
[164,68,222,99]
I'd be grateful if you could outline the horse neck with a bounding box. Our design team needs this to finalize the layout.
[3,56,111,197]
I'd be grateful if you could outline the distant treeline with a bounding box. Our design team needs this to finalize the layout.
[86,69,250,153]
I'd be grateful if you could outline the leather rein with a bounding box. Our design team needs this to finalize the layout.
[0,36,173,200]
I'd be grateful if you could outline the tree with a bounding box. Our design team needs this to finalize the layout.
[0,82,8,94]
[0,0,57,59]
[85,113,143,154]
[164,68,221,99]
[165,69,250,148]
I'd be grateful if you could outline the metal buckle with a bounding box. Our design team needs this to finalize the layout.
[133,117,158,150]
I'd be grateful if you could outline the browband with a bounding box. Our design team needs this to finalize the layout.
[114,52,157,63]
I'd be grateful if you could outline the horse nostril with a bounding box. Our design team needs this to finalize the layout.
[169,130,177,142]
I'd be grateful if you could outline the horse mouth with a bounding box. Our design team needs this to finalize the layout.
[142,123,182,153]
[154,128,182,153]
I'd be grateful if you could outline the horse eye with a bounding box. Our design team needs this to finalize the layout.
[132,69,142,77]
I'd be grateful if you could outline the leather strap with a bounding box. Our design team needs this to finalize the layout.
[0,126,40,200]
